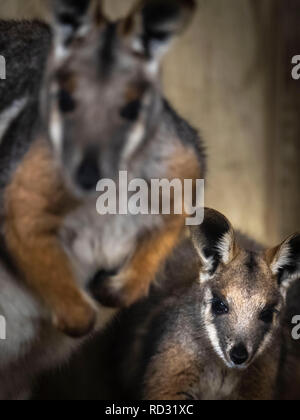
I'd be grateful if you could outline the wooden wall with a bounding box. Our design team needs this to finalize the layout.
[0,0,299,245]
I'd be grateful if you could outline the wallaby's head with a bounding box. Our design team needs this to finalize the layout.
[42,0,196,195]
[190,209,300,370]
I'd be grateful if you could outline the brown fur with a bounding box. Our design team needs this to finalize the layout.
[94,219,184,307]
[145,344,200,400]
[4,140,96,337]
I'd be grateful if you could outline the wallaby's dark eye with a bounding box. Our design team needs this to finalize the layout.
[212,297,229,316]
[120,99,141,121]
[260,309,276,324]
[58,89,76,113]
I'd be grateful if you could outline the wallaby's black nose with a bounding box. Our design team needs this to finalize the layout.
[76,153,100,191]
[230,344,249,366]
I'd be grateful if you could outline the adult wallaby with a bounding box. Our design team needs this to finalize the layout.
[1,0,204,334]
[0,0,204,398]
[109,209,300,400]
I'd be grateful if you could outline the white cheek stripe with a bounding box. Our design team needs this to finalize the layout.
[205,321,228,366]
[203,289,230,367]
[50,108,63,154]
[54,43,70,62]
[256,330,274,359]
[122,123,145,162]
[0,97,28,142]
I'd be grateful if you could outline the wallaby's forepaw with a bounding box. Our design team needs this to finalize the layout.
[52,293,96,338]
[88,270,150,308]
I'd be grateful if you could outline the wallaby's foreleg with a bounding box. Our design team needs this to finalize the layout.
[143,346,199,401]
[4,141,96,337]
[89,216,184,308]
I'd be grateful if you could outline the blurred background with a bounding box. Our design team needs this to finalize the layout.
[0,0,300,246]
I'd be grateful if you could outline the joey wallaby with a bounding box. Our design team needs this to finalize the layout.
[110,209,300,400]
[0,0,205,340]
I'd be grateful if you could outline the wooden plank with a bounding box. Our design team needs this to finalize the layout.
[266,0,300,242]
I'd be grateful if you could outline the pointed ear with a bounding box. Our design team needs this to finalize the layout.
[124,0,196,66]
[190,208,237,283]
[52,0,107,54]
[266,233,300,293]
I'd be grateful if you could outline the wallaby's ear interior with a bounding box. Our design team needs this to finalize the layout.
[267,233,300,292]
[124,0,196,64]
[190,208,237,282]
[53,0,107,49]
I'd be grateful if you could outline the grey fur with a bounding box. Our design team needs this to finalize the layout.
[0,21,51,198]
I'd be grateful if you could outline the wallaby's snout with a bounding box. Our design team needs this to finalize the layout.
[75,150,101,192]
[230,343,249,367]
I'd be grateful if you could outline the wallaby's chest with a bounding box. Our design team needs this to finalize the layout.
[193,365,240,400]
[60,203,163,284]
